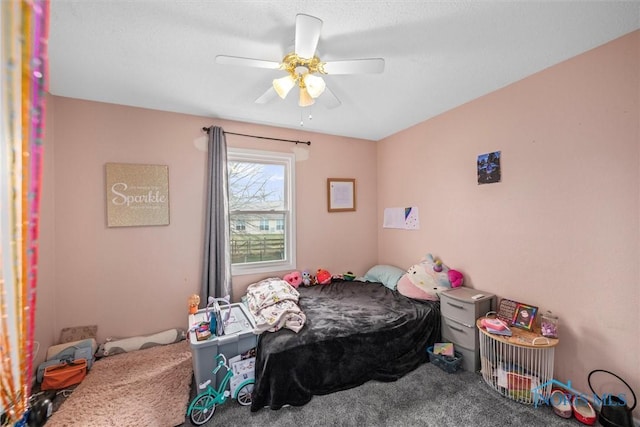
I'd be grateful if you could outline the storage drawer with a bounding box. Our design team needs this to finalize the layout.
[441,317,477,350]
[440,296,478,326]
[440,288,494,325]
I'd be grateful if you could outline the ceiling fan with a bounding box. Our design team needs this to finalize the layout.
[215,13,385,108]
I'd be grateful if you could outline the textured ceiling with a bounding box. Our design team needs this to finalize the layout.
[48,1,640,141]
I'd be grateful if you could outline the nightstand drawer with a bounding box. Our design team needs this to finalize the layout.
[441,296,478,326]
[441,317,477,350]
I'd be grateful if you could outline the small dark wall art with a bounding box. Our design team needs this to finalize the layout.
[477,151,501,184]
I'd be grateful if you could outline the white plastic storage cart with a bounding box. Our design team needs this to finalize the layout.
[188,303,257,389]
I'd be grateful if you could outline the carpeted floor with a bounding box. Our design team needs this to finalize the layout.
[179,362,591,427]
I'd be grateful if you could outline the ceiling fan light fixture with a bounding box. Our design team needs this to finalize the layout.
[273,74,296,99]
[303,73,326,98]
[298,88,315,107]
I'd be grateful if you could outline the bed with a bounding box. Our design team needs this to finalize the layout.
[250,279,441,411]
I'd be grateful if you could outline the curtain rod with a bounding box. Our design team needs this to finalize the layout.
[202,127,311,146]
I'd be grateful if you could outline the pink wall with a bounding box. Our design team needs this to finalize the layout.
[378,31,639,408]
[38,100,378,350]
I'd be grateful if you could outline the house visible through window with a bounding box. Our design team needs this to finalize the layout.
[228,148,296,275]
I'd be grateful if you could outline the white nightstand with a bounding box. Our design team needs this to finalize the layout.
[440,287,495,372]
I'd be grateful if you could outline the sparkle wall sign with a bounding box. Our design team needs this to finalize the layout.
[105,163,170,227]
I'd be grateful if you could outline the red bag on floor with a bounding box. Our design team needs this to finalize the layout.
[41,359,87,390]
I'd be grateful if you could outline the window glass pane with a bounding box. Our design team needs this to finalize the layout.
[228,161,285,211]
[228,148,295,275]
[230,213,285,264]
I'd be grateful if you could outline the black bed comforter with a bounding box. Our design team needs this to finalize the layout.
[251,280,441,411]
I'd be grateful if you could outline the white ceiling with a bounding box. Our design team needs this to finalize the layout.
[48,1,639,141]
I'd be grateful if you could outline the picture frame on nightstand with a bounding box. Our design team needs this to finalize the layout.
[511,303,538,331]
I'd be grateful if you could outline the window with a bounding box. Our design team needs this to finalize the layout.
[228,148,295,275]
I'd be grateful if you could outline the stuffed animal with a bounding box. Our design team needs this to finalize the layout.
[283,271,302,288]
[188,294,200,315]
[315,268,332,285]
[396,254,453,301]
[448,269,464,288]
[343,271,356,281]
[301,270,314,286]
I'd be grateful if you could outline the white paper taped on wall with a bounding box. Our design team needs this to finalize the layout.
[383,207,420,230]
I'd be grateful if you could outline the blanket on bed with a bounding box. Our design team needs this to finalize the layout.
[251,280,440,411]
[246,277,306,333]
[46,340,192,427]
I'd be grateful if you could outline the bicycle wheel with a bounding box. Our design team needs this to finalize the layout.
[236,382,254,406]
[189,393,216,425]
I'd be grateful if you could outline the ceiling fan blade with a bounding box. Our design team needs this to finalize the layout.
[295,14,322,59]
[318,86,341,109]
[216,55,281,70]
[255,87,278,104]
[322,58,385,75]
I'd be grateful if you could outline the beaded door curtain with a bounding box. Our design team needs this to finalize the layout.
[0,1,49,425]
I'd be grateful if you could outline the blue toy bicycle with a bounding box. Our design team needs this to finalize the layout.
[187,353,254,425]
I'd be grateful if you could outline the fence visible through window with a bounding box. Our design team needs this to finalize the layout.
[231,235,285,263]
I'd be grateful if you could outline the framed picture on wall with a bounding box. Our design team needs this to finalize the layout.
[477,151,501,184]
[327,178,356,212]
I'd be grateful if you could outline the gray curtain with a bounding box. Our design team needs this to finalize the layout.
[201,126,232,302]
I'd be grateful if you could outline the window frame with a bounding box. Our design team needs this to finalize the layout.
[227,147,296,276]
